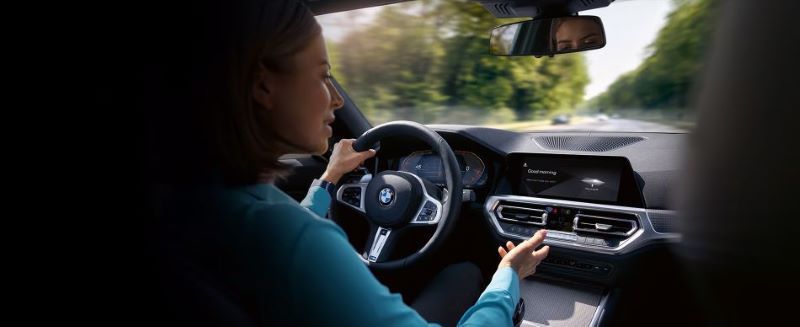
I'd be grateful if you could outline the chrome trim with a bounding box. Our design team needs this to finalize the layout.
[335,182,368,213]
[367,227,391,262]
[573,213,638,236]
[497,216,545,226]
[589,291,610,327]
[462,189,476,202]
[359,173,373,184]
[407,173,444,225]
[484,195,680,255]
[496,204,547,226]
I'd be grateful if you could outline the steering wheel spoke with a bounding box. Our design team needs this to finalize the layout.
[407,174,444,225]
[363,225,397,263]
[335,181,369,214]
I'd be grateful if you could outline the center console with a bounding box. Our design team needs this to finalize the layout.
[483,153,678,326]
[485,154,680,277]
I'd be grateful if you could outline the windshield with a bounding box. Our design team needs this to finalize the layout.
[318,0,716,133]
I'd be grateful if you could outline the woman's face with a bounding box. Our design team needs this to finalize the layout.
[554,18,603,52]
[255,33,344,155]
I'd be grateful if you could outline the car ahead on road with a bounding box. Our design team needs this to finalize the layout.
[551,114,571,125]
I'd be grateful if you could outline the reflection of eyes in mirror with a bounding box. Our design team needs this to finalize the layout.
[489,16,604,56]
[553,17,604,52]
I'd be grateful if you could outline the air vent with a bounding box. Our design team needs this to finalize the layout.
[495,202,547,226]
[573,212,638,236]
[533,136,646,152]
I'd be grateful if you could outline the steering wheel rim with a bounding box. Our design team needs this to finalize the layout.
[337,121,463,270]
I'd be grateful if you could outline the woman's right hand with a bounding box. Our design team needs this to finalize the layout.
[497,229,550,279]
[320,139,376,185]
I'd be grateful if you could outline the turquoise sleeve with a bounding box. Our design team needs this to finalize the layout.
[457,266,520,327]
[299,185,332,217]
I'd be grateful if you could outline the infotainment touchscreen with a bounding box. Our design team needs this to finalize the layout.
[518,156,623,202]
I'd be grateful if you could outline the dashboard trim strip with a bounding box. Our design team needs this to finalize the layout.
[484,195,680,255]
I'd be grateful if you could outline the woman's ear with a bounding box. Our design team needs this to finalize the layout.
[252,62,273,110]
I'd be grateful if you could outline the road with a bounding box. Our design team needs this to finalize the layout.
[522,118,688,132]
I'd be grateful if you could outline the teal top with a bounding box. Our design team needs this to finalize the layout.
[212,182,520,326]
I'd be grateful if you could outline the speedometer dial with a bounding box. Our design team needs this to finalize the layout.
[458,151,487,187]
[399,151,487,187]
[399,151,443,181]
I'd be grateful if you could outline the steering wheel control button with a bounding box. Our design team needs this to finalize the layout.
[415,201,439,222]
[424,202,437,214]
[342,187,362,207]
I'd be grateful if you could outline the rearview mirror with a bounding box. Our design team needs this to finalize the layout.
[490,16,606,57]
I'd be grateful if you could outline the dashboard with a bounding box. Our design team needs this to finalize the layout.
[381,125,685,210]
[369,126,686,283]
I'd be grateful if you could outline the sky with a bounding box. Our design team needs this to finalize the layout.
[317,0,674,100]
[581,0,673,98]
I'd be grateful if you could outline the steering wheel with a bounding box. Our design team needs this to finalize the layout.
[334,121,463,270]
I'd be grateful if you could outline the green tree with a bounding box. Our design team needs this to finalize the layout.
[433,0,588,117]
[336,4,445,115]
[331,0,591,122]
[593,0,717,111]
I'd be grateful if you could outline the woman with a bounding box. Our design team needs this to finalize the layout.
[151,1,550,326]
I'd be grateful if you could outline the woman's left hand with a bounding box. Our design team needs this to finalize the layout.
[321,139,376,185]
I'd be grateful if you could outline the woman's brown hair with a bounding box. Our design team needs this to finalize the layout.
[193,0,322,185]
[150,0,321,185]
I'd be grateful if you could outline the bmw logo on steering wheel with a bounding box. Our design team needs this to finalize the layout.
[378,187,395,206]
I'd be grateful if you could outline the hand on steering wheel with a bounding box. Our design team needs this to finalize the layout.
[322,139,376,184]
